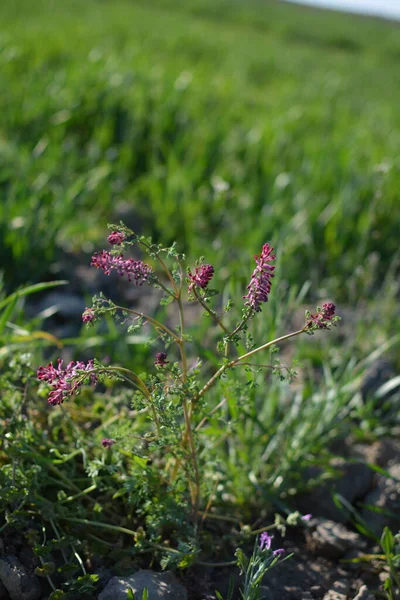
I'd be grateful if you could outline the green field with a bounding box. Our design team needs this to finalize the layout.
[1,1,400,597]
[1,0,400,298]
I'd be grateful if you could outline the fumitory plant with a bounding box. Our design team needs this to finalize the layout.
[37,223,339,564]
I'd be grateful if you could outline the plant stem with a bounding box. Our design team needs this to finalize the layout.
[198,328,305,399]
[112,305,180,342]
[177,294,201,521]
[193,288,229,333]
[139,240,179,296]
[61,517,137,537]
[196,559,237,567]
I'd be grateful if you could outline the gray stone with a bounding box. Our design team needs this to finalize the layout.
[0,556,41,600]
[260,586,312,600]
[0,579,9,600]
[297,458,373,524]
[352,585,374,600]
[360,463,400,536]
[360,359,398,403]
[306,519,365,559]
[322,580,349,600]
[98,569,187,600]
[37,291,85,319]
[358,438,400,468]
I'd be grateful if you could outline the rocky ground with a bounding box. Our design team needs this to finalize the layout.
[1,438,399,600]
[1,251,398,600]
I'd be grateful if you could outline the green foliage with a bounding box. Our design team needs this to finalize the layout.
[0,1,399,597]
[380,527,400,600]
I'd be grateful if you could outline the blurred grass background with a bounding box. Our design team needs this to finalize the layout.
[1,0,399,296]
[0,0,399,379]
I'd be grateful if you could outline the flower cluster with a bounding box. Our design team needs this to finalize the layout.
[37,359,97,405]
[154,352,169,367]
[82,307,96,323]
[101,438,116,449]
[188,264,214,292]
[259,532,285,556]
[107,231,125,245]
[91,250,153,285]
[243,243,275,313]
[305,302,337,333]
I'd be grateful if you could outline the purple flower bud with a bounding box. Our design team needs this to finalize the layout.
[154,352,169,367]
[188,264,214,292]
[305,302,337,331]
[273,548,285,556]
[302,514,312,522]
[259,532,273,550]
[243,243,275,313]
[82,308,96,323]
[107,231,125,245]
[101,438,116,449]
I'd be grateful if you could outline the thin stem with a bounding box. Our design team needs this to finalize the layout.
[59,484,97,504]
[113,367,161,436]
[61,517,137,537]
[139,240,179,296]
[176,294,201,521]
[196,559,237,567]
[50,519,69,564]
[183,398,200,518]
[77,366,162,436]
[198,510,242,525]
[195,397,227,432]
[250,524,277,535]
[193,288,229,333]
[112,305,180,342]
[198,328,305,400]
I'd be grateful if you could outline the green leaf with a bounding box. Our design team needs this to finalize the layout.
[381,527,394,556]
[0,296,18,335]
[0,281,68,311]
[132,455,149,469]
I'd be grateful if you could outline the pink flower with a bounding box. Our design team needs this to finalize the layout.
[243,243,275,313]
[273,548,285,556]
[302,514,312,522]
[259,532,273,550]
[154,352,169,367]
[101,438,116,449]
[82,308,96,323]
[305,303,337,331]
[91,250,153,285]
[188,264,214,292]
[37,359,97,406]
[107,231,125,245]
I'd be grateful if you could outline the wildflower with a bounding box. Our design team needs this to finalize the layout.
[91,250,153,285]
[305,302,337,332]
[107,231,125,245]
[101,438,116,449]
[302,514,312,522]
[37,359,97,406]
[154,352,169,367]
[82,307,96,323]
[188,264,214,292]
[259,532,273,551]
[243,243,275,313]
[273,548,285,556]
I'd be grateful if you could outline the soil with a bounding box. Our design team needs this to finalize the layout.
[9,249,400,600]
